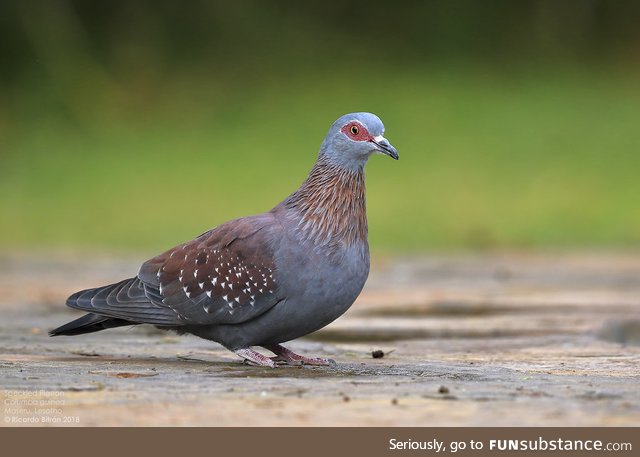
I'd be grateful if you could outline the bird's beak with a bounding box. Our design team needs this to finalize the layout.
[371,135,399,160]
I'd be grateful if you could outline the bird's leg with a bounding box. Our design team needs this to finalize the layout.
[234,348,276,368]
[263,344,335,366]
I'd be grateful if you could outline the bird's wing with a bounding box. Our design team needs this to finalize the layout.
[137,213,283,325]
[65,277,181,325]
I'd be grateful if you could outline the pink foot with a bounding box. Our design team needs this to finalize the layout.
[234,348,276,367]
[263,344,335,366]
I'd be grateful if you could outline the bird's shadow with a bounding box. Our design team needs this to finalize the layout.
[48,352,429,379]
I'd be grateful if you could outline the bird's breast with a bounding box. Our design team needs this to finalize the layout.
[275,235,369,309]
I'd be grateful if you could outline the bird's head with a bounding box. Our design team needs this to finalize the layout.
[320,112,398,170]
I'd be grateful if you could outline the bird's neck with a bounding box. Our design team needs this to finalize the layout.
[281,154,368,249]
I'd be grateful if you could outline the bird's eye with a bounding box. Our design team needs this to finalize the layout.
[340,121,369,141]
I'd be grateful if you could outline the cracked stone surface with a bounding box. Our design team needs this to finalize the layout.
[1,251,639,426]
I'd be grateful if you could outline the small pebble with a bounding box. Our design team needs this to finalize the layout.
[372,350,385,359]
[438,385,450,394]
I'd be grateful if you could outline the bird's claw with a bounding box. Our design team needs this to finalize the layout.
[270,356,303,366]
[264,344,336,366]
[235,348,276,368]
[236,346,336,367]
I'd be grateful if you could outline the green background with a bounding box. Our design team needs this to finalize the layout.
[2,1,639,253]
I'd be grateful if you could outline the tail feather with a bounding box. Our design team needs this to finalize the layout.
[49,313,134,336]
[65,277,179,325]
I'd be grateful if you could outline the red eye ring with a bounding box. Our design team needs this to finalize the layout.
[341,121,371,142]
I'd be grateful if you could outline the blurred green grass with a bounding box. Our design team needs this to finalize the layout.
[2,66,639,252]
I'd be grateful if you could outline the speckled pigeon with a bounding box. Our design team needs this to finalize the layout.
[50,113,398,367]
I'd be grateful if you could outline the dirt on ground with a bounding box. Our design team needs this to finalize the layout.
[1,251,639,426]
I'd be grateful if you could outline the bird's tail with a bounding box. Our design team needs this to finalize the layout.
[49,313,135,336]
[60,277,178,325]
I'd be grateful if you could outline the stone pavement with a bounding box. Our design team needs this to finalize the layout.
[1,251,639,426]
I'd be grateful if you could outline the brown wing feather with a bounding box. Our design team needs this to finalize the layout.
[138,214,282,325]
